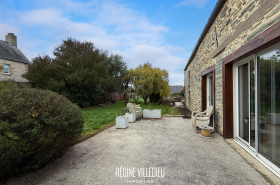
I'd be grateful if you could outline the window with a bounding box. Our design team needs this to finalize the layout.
[3,64,10,74]
[188,71,191,90]
[188,71,191,103]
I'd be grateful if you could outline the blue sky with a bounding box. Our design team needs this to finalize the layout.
[0,0,217,85]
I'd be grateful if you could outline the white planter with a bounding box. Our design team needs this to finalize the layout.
[125,112,136,122]
[116,116,128,129]
[135,110,142,119]
[143,109,161,118]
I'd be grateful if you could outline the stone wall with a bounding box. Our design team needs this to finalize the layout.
[185,0,280,135]
[0,59,29,82]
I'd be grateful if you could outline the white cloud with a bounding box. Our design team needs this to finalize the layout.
[117,44,186,85]
[90,38,118,52]
[118,45,185,70]
[0,23,18,41]
[98,3,168,33]
[169,72,185,85]
[176,0,209,8]
[1,0,187,86]
[21,9,65,26]
[173,80,184,86]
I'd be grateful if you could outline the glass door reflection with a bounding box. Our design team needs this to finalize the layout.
[258,48,280,167]
[237,60,255,147]
[238,63,249,143]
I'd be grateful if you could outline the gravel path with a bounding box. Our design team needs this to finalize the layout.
[7,117,269,185]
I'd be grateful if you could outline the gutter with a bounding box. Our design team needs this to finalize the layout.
[184,0,226,71]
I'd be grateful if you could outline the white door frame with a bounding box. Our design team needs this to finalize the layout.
[206,73,213,108]
[233,55,255,150]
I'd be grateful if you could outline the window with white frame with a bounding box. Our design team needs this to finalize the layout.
[3,64,10,74]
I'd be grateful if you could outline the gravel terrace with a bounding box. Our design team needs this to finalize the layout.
[6,117,269,185]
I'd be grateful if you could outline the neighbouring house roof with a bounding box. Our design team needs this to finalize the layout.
[170,85,183,94]
[184,0,226,71]
[0,40,30,64]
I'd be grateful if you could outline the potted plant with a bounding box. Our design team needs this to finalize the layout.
[116,115,129,128]
[134,104,142,119]
[115,109,129,129]
[125,110,136,123]
[143,104,161,118]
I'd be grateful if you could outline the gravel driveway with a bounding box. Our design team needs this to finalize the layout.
[7,117,269,185]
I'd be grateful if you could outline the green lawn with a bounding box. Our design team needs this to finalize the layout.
[80,101,179,141]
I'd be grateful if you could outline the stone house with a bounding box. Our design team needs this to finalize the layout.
[0,33,30,82]
[170,85,184,94]
[166,85,184,100]
[184,0,280,177]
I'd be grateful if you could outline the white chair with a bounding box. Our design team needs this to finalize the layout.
[192,106,214,133]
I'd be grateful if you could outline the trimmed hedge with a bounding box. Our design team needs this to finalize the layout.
[0,87,84,180]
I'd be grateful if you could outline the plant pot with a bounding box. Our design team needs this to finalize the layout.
[116,116,128,129]
[135,110,142,119]
[143,109,161,118]
[125,112,136,122]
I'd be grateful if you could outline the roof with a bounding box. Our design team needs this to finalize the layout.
[170,85,183,94]
[0,40,30,64]
[184,0,226,71]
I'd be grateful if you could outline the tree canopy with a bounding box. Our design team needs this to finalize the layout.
[102,54,128,95]
[128,63,170,104]
[23,38,128,107]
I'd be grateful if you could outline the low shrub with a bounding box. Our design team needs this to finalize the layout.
[129,98,142,104]
[0,87,84,180]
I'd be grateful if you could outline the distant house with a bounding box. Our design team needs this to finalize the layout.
[0,33,30,82]
[165,85,183,100]
[170,85,183,94]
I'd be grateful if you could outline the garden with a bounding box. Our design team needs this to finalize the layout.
[80,100,180,141]
[0,38,179,182]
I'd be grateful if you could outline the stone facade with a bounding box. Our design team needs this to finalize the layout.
[0,33,30,82]
[0,58,29,82]
[185,0,280,135]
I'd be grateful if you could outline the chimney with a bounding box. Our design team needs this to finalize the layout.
[5,33,17,47]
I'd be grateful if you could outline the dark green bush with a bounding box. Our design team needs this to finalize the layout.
[65,84,102,107]
[0,87,84,180]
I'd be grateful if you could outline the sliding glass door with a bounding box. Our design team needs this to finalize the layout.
[234,45,280,171]
[238,63,249,143]
[235,60,255,147]
[258,48,280,167]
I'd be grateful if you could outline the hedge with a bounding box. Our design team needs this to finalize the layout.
[0,87,84,180]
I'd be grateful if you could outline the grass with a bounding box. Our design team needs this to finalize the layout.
[80,101,181,141]
[80,101,127,140]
